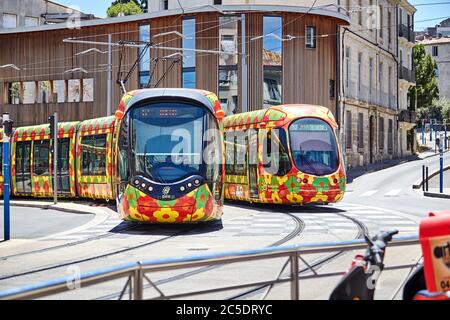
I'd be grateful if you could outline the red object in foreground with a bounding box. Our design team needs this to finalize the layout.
[419,211,450,293]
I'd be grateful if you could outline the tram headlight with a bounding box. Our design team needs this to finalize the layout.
[141,183,146,188]
[194,179,200,186]
[148,186,153,192]
[188,183,192,188]
[180,186,185,191]
[134,179,140,185]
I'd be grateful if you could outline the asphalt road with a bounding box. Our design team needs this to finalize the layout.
[343,152,450,217]
[0,206,94,240]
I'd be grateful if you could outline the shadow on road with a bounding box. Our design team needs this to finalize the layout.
[109,219,224,236]
[224,201,346,214]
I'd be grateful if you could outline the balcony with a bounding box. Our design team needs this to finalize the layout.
[399,24,414,43]
[398,109,417,123]
[399,66,416,83]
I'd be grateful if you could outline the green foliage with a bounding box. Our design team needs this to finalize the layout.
[413,44,439,110]
[107,1,143,17]
[417,98,450,123]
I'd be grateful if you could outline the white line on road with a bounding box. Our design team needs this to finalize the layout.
[384,189,402,197]
[359,190,378,197]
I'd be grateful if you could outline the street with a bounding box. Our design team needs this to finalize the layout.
[1,152,446,300]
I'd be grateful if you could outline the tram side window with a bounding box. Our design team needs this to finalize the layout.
[262,128,291,176]
[224,132,235,174]
[234,131,247,176]
[33,140,50,176]
[81,134,107,176]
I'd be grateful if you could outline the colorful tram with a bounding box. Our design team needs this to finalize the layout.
[223,104,346,205]
[0,89,225,223]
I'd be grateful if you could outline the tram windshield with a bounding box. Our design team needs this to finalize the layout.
[289,118,339,176]
[130,102,219,183]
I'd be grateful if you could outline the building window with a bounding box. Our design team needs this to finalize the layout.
[329,80,335,98]
[138,24,151,88]
[37,81,51,104]
[82,78,94,102]
[33,140,50,176]
[219,16,238,115]
[68,79,81,102]
[379,5,383,39]
[182,18,196,88]
[6,82,21,104]
[346,111,352,149]
[25,16,39,27]
[53,80,66,103]
[379,117,385,150]
[388,11,392,45]
[162,0,168,10]
[432,46,439,57]
[378,62,383,97]
[358,113,364,149]
[357,52,362,94]
[345,47,351,90]
[306,26,316,49]
[358,0,362,25]
[369,57,374,99]
[263,16,282,108]
[23,81,36,104]
[81,134,107,176]
[388,66,392,107]
[2,13,17,29]
[214,0,222,4]
[388,119,393,154]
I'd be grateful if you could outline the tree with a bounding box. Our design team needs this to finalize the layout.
[107,0,143,17]
[413,43,439,115]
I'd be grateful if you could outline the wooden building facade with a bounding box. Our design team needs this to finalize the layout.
[0,5,349,127]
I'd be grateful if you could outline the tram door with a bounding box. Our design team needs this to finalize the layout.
[248,129,259,199]
[57,138,71,194]
[16,141,32,194]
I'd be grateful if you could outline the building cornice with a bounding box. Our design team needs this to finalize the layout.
[0,4,350,35]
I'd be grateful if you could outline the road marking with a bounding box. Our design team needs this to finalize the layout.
[360,190,378,197]
[384,189,402,197]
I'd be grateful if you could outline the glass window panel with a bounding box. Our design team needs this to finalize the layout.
[37,81,51,103]
[68,79,81,102]
[139,24,151,72]
[8,82,21,104]
[3,13,17,29]
[263,16,282,66]
[219,67,238,115]
[53,80,66,103]
[82,78,94,102]
[182,18,196,69]
[219,16,238,66]
[23,81,36,104]
[182,70,196,89]
[263,67,282,107]
[33,140,50,176]
[81,134,107,176]
[25,16,39,27]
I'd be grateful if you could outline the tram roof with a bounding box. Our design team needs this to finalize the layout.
[117,88,221,116]
[12,121,80,140]
[223,104,337,129]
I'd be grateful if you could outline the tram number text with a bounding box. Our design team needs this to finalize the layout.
[440,280,450,291]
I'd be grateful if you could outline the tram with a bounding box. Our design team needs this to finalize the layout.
[223,104,346,205]
[0,88,225,223]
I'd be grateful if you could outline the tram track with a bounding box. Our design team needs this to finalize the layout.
[0,225,197,282]
[95,208,306,300]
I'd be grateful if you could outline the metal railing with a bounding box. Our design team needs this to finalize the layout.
[399,109,417,123]
[0,235,420,300]
[344,82,396,109]
[399,66,416,83]
[399,24,414,42]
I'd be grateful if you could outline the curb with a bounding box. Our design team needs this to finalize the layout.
[412,165,450,189]
[423,192,450,199]
[0,201,96,215]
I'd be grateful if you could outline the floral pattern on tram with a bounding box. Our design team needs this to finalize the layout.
[11,121,79,197]
[117,183,222,223]
[223,104,346,205]
[76,116,116,200]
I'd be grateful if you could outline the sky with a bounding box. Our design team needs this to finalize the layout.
[56,0,450,31]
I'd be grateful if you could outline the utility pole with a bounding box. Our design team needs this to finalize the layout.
[49,113,58,204]
[2,113,13,241]
[107,33,113,116]
[240,13,248,113]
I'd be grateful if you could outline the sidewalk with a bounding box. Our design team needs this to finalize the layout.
[0,199,113,215]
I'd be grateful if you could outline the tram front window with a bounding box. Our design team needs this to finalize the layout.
[130,102,215,183]
[289,118,339,176]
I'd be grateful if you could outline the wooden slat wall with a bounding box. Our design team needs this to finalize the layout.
[149,15,182,88]
[0,12,341,126]
[283,14,337,115]
[247,13,263,112]
[196,13,219,93]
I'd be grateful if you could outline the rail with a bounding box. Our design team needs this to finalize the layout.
[0,235,420,300]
